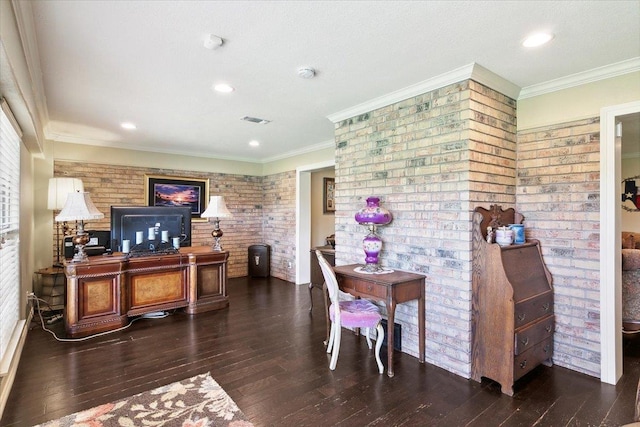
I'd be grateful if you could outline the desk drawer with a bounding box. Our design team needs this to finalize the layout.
[513,337,553,381]
[339,277,387,299]
[514,292,553,328]
[514,315,554,355]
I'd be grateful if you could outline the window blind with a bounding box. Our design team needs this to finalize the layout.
[0,99,21,372]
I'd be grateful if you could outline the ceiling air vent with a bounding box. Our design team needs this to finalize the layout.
[241,116,271,125]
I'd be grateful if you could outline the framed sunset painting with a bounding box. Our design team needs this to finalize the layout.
[145,175,209,220]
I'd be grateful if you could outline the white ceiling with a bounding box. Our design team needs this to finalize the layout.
[26,0,640,163]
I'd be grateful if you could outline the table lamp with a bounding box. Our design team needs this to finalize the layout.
[55,192,104,263]
[355,197,392,272]
[47,177,84,266]
[201,195,232,251]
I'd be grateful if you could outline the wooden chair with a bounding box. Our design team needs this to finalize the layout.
[315,250,384,373]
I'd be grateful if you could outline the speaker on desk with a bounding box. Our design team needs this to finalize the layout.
[248,244,270,277]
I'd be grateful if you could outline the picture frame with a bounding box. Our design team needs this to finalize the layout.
[323,177,335,213]
[145,175,209,221]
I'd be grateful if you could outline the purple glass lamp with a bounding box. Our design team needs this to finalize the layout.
[355,197,392,272]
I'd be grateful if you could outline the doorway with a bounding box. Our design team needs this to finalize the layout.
[295,160,335,285]
[600,101,640,385]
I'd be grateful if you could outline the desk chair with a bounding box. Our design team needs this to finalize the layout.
[315,250,384,373]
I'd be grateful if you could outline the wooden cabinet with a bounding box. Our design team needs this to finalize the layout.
[66,260,126,337]
[185,250,229,314]
[64,247,228,337]
[471,205,554,396]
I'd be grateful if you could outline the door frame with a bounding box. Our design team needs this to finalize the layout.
[295,159,335,284]
[600,100,640,384]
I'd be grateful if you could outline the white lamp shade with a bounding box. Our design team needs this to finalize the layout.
[201,196,232,218]
[47,178,84,210]
[55,192,104,222]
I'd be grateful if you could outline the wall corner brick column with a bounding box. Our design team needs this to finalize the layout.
[333,80,516,378]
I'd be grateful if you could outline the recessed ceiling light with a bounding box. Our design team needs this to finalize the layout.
[249,140,260,147]
[121,122,136,130]
[213,83,234,93]
[522,32,554,47]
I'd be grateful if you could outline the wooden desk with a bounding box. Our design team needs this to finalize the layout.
[63,247,228,337]
[333,264,425,377]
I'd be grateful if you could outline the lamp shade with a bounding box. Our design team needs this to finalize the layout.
[55,192,104,222]
[354,197,392,225]
[47,178,84,210]
[201,196,232,218]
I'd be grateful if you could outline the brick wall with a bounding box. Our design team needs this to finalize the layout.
[53,162,269,279]
[262,171,297,282]
[334,80,516,377]
[517,117,601,377]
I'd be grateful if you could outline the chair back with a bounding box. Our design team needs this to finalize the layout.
[315,250,340,306]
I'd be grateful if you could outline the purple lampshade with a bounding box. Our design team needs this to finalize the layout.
[355,197,392,225]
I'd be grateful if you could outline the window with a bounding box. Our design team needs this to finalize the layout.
[0,99,21,373]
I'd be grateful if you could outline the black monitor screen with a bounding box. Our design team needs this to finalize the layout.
[110,206,191,252]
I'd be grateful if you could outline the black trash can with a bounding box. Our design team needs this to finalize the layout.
[248,244,270,277]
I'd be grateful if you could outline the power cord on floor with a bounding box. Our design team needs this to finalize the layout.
[27,293,170,342]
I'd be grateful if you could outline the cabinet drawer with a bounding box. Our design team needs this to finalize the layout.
[514,292,553,328]
[513,337,553,381]
[514,315,554,355]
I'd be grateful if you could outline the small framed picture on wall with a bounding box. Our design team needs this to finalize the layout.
[323,177,335,213]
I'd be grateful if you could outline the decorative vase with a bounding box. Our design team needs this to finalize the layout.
[355,197,392,272]
[495,227,514,247]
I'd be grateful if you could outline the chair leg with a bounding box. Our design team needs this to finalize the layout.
[308,283,314,313]
[327,323,336,354]
[364,327,372,349]
[374,322,384,374]
[329,326,341,370]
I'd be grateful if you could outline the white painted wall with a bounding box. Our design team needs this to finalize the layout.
[311,168,335,247]
[518,72,640,130]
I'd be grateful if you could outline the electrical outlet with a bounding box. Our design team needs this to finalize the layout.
[26,291,35,299]
[287,261,293,269]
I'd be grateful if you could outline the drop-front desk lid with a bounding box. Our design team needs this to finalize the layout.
[500,242,552,301]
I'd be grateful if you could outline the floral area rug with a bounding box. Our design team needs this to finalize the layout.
[35,372,254,427]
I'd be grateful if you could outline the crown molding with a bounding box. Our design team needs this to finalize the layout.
[260,139,335,163]
[46,130,263,163]
[470,63,521,100]
[518,57,640,100]
[327,63,520,123]
[47,127,336,165]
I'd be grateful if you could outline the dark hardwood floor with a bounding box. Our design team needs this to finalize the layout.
[2,276,639,426]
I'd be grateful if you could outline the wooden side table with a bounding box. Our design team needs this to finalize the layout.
[34,267,65,311]
[333,264,425,377]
